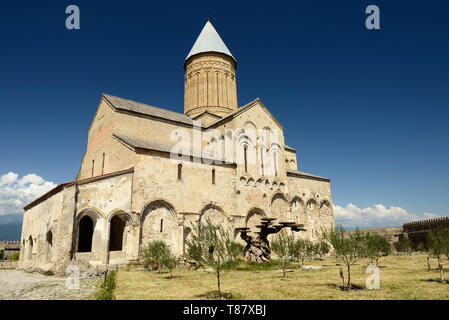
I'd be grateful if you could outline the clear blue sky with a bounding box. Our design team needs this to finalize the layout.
[0,0,448,229]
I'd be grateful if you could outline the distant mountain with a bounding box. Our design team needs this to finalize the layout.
[0,214,23,241]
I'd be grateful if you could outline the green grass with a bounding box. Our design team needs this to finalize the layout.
[114,254,449,300]
[94,270,117,300]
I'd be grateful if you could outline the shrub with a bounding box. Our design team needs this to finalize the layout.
[10,252,19,261]
[227,241,245,262]
[291,238,308,265]
[141,240,170,272]
[318,240,330,258]
[394,237,412,254]
[305,239,315,261]
[365,234,391,265]
[0,250,4,260]
[95,270,116,300]
[163,251,179,279]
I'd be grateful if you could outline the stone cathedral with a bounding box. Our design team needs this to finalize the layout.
[19,21,334,272]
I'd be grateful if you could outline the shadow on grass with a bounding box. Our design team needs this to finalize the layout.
[163,275,185,280]
[420,278,449,284]
[327,283,365,291]
[194,290,239,300]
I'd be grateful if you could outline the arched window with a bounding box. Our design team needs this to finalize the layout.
[273,152,278,177]
[46,231,53,262]
[206,73,209,105]
[260,147,264,176]
[196,73,200,107]
[216,73,220,105]
[101,153,105,175]
[91,160,95,177]
[244,146,248,173]
[27,236,33,260]
[160,219,164,232]
[225,74,229,107]
[212,169,216,184]
[78,215,94,252]
[178,164,182,180]
[307,200,316,210]
[109,215,125,251]
[46,231,53,246]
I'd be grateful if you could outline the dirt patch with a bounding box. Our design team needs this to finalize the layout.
[0,270,99,300]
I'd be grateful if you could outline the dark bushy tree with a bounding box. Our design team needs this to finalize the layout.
[394,236,412,254]
[365,234,391,266]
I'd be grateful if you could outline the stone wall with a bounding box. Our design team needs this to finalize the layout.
[0,241,20,260]
[403,217,449,249]
[346,227,403,246]
[345,217,449,251]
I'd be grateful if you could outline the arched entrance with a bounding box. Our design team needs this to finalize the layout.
[109,215,126,251]
[78,215,94,252]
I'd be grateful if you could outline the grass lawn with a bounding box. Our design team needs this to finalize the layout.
[114,254,449,300]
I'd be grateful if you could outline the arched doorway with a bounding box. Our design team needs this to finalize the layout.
[109,215,126,251]
[78,215,94,252]
[141,201,178,253]
[183,227,192,256]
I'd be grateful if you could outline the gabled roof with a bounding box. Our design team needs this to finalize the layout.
[24,167,135,211]
[113,134,174,153]
[113,133,236,166]
[103,94,203,127]
[185,21,236,65]
[192,110,222,120]
[207,98,283,130]
[286,169,330,182]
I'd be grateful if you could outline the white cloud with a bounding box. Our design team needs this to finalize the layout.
[0,172,18,186]
[0,172,57,216]
[333,203,439,229]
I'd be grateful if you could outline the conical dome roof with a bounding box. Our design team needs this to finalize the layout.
[185,21,236,65]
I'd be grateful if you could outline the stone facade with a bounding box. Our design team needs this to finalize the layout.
[18,21,334,273]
